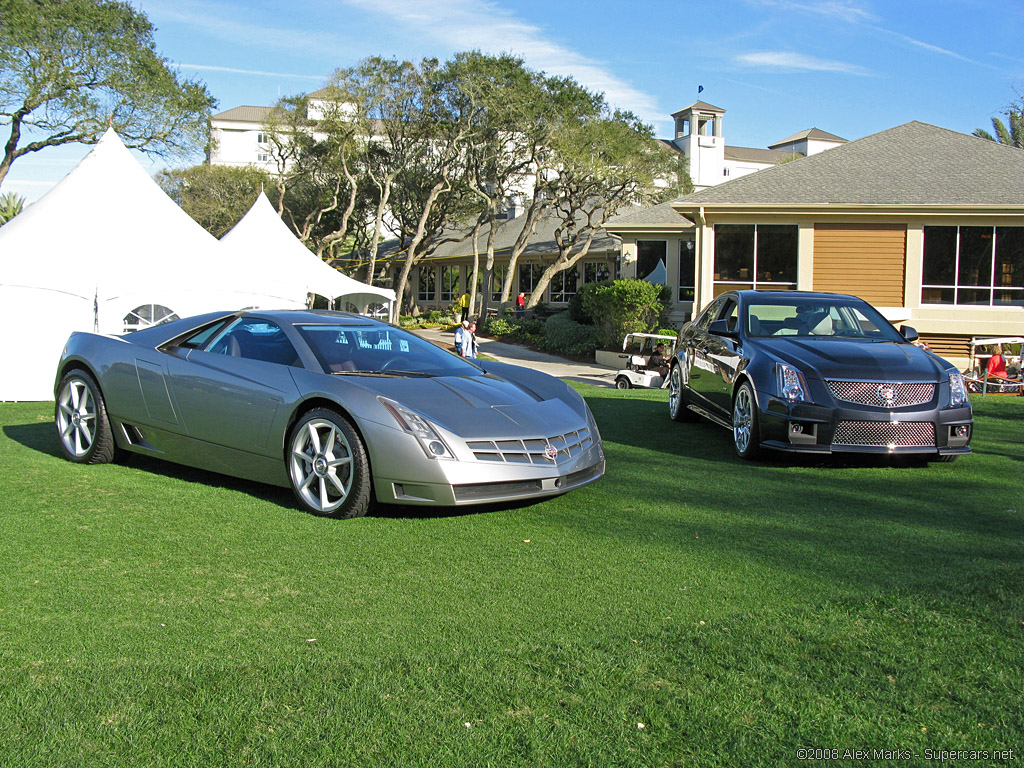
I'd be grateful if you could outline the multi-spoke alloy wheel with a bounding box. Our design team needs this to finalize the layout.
[287,409,371,518]
[732,382,762,459]
[55,370,116,464]
[668,364,696,422]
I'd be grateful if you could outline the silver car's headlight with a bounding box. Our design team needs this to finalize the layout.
[778,363,809,403]
[378,398,456,460]
[948,371,969,407]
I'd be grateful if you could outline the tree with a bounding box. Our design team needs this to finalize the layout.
[526,107,679,309]
[0,0,216,191]
[0,190,24,225]
[974,88,1024,149]
[156,164,270,238]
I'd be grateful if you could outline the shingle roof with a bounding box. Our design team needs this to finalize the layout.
[769,128,847,148]
[211,106,274,123]
[675,122,1024,206]
[605,201,694,230]
[378,209,621,261]
[671,101,726,117]
[723,145,801,164]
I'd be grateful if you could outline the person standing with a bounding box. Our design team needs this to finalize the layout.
[458,292,471,323]
[454,320,469,356]
[465,321,479,359]
[515,292,526,317]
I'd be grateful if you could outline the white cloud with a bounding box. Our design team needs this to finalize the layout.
[337,0,666,126]
[736,51,873,75]
[177,63,326,81]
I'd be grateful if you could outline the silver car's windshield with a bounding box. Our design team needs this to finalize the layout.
[296,324,480,377]
[745,300,904,341]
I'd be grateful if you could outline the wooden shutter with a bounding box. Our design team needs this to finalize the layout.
[813,224,906,306]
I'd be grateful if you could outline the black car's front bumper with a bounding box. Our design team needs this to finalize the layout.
[758,396,973,457]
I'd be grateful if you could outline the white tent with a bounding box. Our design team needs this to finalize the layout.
[0,129,283,401]
[219,191,395,316]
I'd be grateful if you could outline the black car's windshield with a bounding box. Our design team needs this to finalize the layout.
[296,323,480,377]
[745,299,904,342]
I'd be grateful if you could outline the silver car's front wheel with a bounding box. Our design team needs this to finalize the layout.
[732,382,762,459]
[55,370,116,464]
[287,409,371,518]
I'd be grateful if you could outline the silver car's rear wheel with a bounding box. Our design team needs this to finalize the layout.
[55,369,116,464]
[287,409,371,518]
[732,382,762,459]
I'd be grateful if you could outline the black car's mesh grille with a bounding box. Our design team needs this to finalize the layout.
[827,380,935,408]
[466,427,594,466]
[833,421,936,447]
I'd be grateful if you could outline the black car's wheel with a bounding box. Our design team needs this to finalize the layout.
[287,408,372,518]
[615,376,631,390]
[668,364,697,422]
[732,382,762,459]
[55,369,117,464]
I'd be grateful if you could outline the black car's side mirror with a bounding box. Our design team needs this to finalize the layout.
[901,325,919,343]
[708,319,739,338]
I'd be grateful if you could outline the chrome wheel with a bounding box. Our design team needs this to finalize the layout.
[668,364,695,422]
[55,370,116,464]
[732,382,761,459]
[287,409,371,518]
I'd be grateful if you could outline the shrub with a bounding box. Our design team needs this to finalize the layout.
[579,279,668,349]
[539,311,600,358]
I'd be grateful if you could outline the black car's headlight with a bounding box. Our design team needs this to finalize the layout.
[778,363,809,403]
[378,398,456,460]
[948,371,969,408]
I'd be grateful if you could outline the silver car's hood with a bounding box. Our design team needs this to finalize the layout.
[352,372,588,439]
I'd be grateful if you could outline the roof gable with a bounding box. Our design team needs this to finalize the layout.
[675,122,1024,206]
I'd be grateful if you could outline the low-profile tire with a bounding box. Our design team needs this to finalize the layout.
[732,381,763,460]
[55,369,117,464]
[615,376,631,390]
[287,408,372,518]
[668,364,697,422]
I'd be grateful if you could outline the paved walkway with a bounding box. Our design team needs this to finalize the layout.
[412,326,617,388]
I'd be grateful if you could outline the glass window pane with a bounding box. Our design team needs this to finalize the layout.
[418,266,435,301]
[678,239,695,301]
[714,225,754,282]
[755,225,797,284]
[957,226,993,287]
[921,287,954,304]
[491,264,508,302]
[922,227,956,286]
[995,227,1024,289]
[957,288,991,306]
[637,241,668,283]
[994,289,1024,306]
[584,261,611,283]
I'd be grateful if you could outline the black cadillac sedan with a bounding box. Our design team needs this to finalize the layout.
[668,291,972,461]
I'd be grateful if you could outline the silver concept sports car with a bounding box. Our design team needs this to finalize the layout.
[54,310,605,518]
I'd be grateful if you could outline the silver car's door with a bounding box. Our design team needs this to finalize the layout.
[165,318,301,454]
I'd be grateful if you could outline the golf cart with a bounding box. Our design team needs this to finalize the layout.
[614,333,678,389]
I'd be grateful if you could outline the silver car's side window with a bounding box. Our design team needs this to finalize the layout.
[206,318,301,367]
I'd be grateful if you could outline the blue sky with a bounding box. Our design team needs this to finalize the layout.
[8,0,1024,201]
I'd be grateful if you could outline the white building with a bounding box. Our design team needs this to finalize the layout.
[667,101,846,189]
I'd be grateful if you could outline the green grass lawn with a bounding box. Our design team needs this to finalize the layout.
[1,391,1021,767]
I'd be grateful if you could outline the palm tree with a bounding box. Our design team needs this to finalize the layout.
[973,110,1024,149]
[0,191,25,225]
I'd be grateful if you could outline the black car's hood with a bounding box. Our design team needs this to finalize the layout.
[749,337,950,381]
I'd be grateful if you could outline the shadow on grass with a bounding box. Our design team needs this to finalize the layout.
[4,419,543,523]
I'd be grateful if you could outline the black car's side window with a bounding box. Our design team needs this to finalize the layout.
[207,318,302,367]
[719,299,739,332]
[693,298,726,332]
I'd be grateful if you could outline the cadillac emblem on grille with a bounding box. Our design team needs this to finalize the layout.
[876,384,896,407]
[544,445,559,462]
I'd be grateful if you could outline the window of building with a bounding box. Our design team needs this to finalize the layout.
[922,226,1024,306]
[698,116,715,136]
[491,263,508,302]
[678,239,695,302]
[583,261,611,284]
[417,266,436,302]
[257,132,268,144]
[440,264,461,302]
[713,224,797,296]
[550,266,578,303]
[256,153,269,162]
[518,262,545,299]
[637,241,667,284]
[123,304,179,333]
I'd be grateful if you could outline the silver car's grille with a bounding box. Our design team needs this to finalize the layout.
[833,421,936,447]
[827,380,935,408]
[466,427,594,466]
